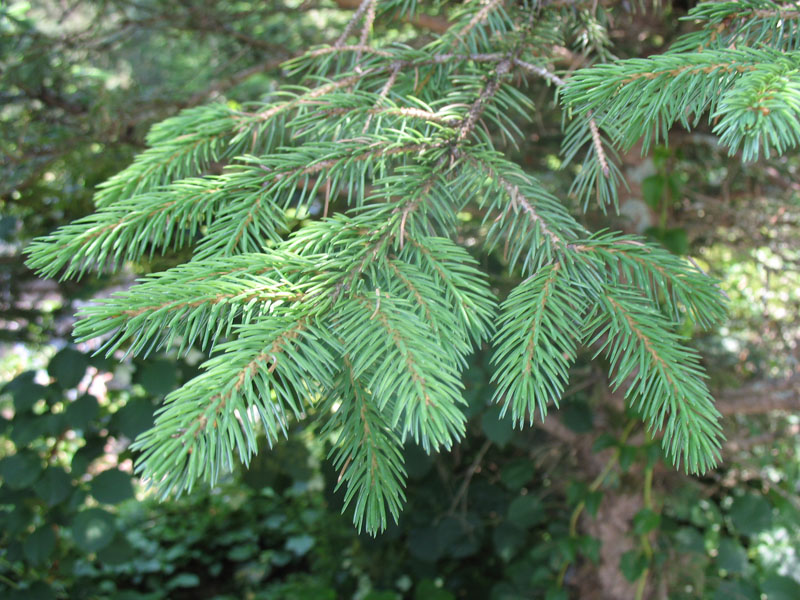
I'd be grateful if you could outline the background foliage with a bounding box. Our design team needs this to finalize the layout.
[2,1,799,599]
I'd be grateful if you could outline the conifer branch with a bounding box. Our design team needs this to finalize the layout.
[586,287,723,473]
[324,354,406,535]
[25,0,764,535]
[492,262,586,424]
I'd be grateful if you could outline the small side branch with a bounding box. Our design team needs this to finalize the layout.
[467,156,562,246]
[336,0,375,46]
[458,59,512,142]
[513,58,566,87]
[588,113,610,178]
[459,0,504,39]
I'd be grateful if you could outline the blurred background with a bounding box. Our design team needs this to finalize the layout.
[1,1,798,599]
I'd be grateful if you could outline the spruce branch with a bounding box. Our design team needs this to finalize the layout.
[674,1,800,52]
[561,47,800,159]
[492,262,587,425]
[572,232,727,329]
[132,315,336,496]
[585,287,723,474]
[73,253,318,357]
[336,293,467,452]
[324,355,407,535]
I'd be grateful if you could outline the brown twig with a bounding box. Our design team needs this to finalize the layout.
[447,438,493,514]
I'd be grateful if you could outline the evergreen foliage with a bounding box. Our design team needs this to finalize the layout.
[25,0,799,535]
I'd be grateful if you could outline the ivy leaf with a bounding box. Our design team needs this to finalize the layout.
[507,495,545,528]
[492,521,526,562]
[285,534,314,557]
[414,579,455,600]
[619,549,648,582]
[712,580,759,600]
[500,459,536,490]
[632,508,660,535]
[3,371,47,413]
[641,174,664,210]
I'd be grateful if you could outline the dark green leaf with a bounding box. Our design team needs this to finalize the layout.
[645,444,662,469]
[559,401,593,433]
[285,534,314,556]
[492,521,526,562]
[673,527,705,553]
[135,359,178,397]
[592,433,617,453]
[566,481,588,506]
[90,469,135,505]
[545,588,569,600]
[619,549,648,582]
[1,506,34,535]
[71,508,115,552]
[10,413,54,446]
[482,405,515,447]
[716,537,748,574]
[99,535,137,566]
[415,579,455,600]
[442,514,482,559]
[647,226,689,255]
[618,445,638,472]
[728,494,773,536]
[48,347,90,389]
[662,227,689,255]
[112,398,155,439]
[507,495,544,528]
[63,394,99,431]
[0,451,42,489]
[166,573,201,589]
[712,580,759,600]
[761,574,800,600]
[585,490,603,517]
[641,174,664,210]
[8,581,56,600]
[4,372,47,413]
[500,459,536,490]
[632,508,660,535]
[71,436,106,477]
[23,526,56,565]
[408,527,441,562]
[579,535,601,564]
[33,467,72,506]
[363,592,399,600]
